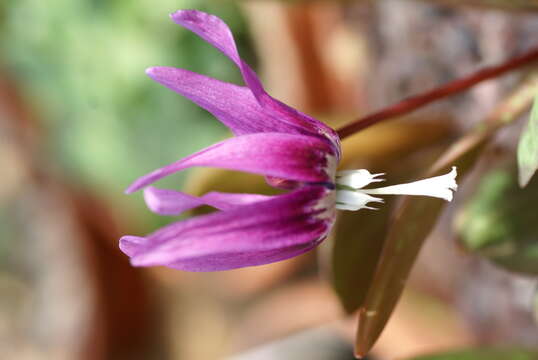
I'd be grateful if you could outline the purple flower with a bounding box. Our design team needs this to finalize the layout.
[120,10,457,272]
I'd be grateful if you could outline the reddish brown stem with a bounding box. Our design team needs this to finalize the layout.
[337,46,538,139]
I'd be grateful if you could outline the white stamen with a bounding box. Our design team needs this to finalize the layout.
[336,169,385,189]
[335,190,383,211]
[334,167,458,211]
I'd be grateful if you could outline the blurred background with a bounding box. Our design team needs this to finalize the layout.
[1,0,538,359]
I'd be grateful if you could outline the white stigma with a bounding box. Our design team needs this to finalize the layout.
[335,167,458,211]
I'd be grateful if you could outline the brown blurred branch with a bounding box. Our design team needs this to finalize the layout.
[337,46,538,139]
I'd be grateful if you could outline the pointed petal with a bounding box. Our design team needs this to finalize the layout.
[169,10,340,147]
[144,186,272,215]
[126,133,336,194]
[146,67,311,136]
[122,186,334,271]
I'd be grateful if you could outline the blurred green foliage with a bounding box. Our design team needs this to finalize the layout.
[0,209,12,266]
[406,348,538,360]
[430,0,538,10]
[0,0,253,208]
[518,94,538,187]
[458,168,538,275]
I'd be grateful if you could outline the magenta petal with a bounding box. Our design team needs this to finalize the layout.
[170,10,265,101]
[165,245,316,272]
[200,191,273,210]
[122,186,334,271]
[119,236,146,257]
[144,187,204,215]
[266,99,341,153]
[169,10,340,147]
[146,67,311,136]
[144,186,273,215]
[126,133,335,194]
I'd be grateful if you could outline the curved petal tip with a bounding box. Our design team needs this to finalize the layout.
[119,236,146,257]
[145,67,158,77]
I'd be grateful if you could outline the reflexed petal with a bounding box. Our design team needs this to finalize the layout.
[122,186,334,271]
[126,133,336,194]
[170,10,265,101]
[169,10,340,147]
[146,67,313,136]
[144,186,273,215]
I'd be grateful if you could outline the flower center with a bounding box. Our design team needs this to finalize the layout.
[334,167,458,211]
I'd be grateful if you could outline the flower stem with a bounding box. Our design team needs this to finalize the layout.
[337,46,538,139]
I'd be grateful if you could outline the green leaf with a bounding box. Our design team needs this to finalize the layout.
[518,93,538,187]
[404,348,538,360]
[458,167,538,275]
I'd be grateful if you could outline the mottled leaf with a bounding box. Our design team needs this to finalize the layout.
[354,76,538,357]
[329,119,452,313]
[331,198,394,314]
[518,94,538,187]
[353,132,493,357]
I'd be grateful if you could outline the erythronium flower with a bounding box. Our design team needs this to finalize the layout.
[119,10,458,271]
